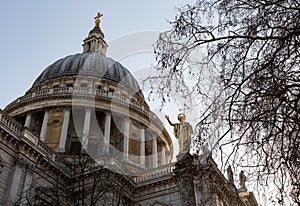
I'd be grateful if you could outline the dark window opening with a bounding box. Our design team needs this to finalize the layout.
[70,141,82,154]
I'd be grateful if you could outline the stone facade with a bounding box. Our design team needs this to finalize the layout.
[0,15,259,206]
[0,109,258,205]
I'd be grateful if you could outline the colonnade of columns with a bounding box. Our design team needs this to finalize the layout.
[24,108,168,167]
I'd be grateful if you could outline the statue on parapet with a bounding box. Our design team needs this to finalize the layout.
[165,113,193,154]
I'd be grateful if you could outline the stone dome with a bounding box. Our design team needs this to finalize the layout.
[33,52,143,97]
[3,14,173,175]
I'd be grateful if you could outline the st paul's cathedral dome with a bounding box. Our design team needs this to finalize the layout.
[4,13,173,174]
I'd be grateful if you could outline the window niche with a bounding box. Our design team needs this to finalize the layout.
[44,111,64,149]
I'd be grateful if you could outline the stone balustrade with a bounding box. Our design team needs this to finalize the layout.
[0,109,58,159]
[0,109,23,137]
[134,162,176,183]
[35,89,51,97]
[5,86,148,114]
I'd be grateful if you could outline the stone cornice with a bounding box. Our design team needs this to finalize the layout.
[4,86,173,153]
[5,86,151,123]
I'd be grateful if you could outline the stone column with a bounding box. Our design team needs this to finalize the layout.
[24,113,32,128]
[82,108,91,150]
[123,118,130,160]
[58,109,70,152]
[104,112,111,154]
[8,162,23,204]
[139,128,145,166]
[40,110,50,141]
[161,145,166,165]
[152,138,158,168]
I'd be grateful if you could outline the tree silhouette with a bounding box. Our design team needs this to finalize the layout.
[147,0,300,205]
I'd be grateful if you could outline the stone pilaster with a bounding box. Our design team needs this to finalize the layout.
[7,161,23,204]
[21,166,33,205]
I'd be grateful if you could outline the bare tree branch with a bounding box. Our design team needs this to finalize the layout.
[147,0,300,205]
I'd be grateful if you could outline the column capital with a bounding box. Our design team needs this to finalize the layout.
[85,107,92,113]
[13,157,26,168]
[43,108,50,112]
[63,107,70,112]
[104,110,111,115]
[13,157,35,171]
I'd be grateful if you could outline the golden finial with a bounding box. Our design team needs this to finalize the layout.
[94,12,103,28]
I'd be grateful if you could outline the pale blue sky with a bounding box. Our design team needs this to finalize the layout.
[0,0,195,109]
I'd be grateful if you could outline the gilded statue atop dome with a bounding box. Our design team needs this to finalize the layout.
[165,113,193,154]
[94,12,103,27]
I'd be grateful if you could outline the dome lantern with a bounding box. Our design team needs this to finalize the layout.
[82,12,108,55]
